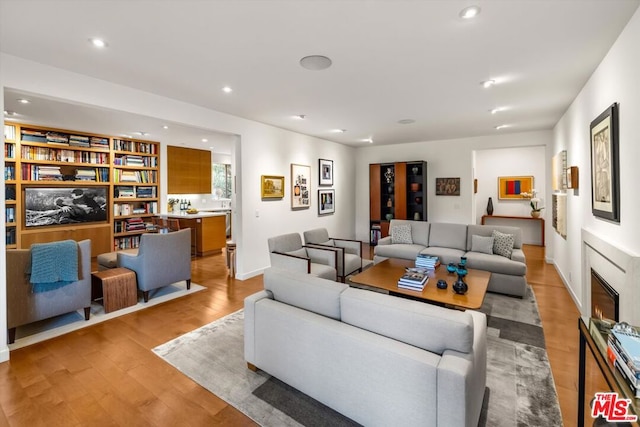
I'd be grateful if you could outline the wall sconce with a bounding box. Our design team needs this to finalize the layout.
[567,166,579,189]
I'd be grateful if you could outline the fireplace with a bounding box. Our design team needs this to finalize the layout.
[591,268,619,324]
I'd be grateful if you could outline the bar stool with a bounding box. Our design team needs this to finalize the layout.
[226,241,236,276]
[166,218,180,232]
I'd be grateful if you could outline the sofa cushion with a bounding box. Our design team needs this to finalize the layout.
[391,224,413,244]
[388,220,430,246]
[463,251,526,276]
[492,230,515,259]
[340,287,474,355]
[375,243,425,261]
[263,267,347,319]
[466,224,522,250]
[470,235,494,255]
[429,223,468,251]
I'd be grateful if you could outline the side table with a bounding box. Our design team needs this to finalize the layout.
[91,267,138,313]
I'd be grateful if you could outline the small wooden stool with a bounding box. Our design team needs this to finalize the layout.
[91,267,138,313]
[226,241,236,276]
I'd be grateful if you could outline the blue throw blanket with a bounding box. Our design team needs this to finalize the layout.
[29,240,79,293]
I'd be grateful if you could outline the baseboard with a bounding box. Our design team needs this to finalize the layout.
[0,346,10,363]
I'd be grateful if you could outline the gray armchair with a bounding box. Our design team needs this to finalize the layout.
[267,233,338,281]
[6,239,91,344]
[117,229,191,302]
[303,228,373,282]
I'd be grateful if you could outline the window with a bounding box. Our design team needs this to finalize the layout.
[212,163,232,199]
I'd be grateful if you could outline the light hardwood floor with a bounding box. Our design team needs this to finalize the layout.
[0,245,582,426]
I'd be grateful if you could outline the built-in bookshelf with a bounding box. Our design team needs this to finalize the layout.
[4,122,160,253]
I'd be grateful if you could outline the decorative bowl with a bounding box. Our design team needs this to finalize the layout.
[446,263,457,274]
[456,264,468,277]
[436,279,448,289]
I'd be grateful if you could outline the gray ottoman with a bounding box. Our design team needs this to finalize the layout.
[97,249,138,270]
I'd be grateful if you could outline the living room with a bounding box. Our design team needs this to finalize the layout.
[2,1,640,425]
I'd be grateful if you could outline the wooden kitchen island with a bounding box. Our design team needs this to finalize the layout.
[161,212,227,256]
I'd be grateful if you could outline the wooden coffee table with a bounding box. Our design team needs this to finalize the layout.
[349,258,490,310]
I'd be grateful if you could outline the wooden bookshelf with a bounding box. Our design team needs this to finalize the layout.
[5,122,160,254]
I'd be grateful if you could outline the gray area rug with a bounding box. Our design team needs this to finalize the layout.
[153,286,562,427]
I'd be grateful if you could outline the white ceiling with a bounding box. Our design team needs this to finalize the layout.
[1,0,639,148]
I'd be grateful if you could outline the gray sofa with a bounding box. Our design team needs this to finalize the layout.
[245,267,487,427]
[374,220,527,297]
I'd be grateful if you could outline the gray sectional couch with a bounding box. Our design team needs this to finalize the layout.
[245,267,487,427]
[374,220,527,297]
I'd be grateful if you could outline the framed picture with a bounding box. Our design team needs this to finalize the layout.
[319,158,333,186]
[552,150,567,191]
[24,186,108,227]
[590,102,620,222]
[291,163,310,209]
[261,175,284,199]
[318,189,335,215]
[498,176,533,200]
[435,177,460,196]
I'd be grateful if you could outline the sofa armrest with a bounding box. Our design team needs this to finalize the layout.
[244,290,273,366]
[511,248,526,263]
[270,251,311,273]
[377,236,392,246]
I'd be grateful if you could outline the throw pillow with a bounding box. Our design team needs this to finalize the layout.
[391,224,413,244]
[471,235,494,255]
[492,230,515,259]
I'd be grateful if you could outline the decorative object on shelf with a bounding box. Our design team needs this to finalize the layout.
[318,189,335,215]
[412,166,419,175]
[498,176,533,200]
[567,166,579,189]
[446,263,457,274]
[552,150,567,191]
[387,183,394,194]
[291,164,311,209]
[385,213,393,221]
[522,189,544,218]
[590,102,619,222]
[414,212,421,220]
[460,256,467,266]
[384,167,394,183]
[410,182,421,191]
[435,177,460,196]
[387,198,393,208]
[436,279,448,289]
[318,158,333,186]
[260,175,285,199]
[486,197,494,215]
[453,275,468,295]
[415,196,422,204]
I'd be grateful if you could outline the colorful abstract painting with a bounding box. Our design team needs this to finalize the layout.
[498,176,534,200]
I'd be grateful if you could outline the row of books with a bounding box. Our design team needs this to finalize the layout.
[5,207,15,223]
[6,228,16,245]
[20,129,108,148]
[4,143,15,159]
[113,169,157,183]
[125,217,146,232]
[415,254,440,269]
[4,165,15,180]
[74,167,110,182]
[20,146,109,164]
[21,164,63,181]
[4,124,16,141]
[398,267,430,291]
[608,326,640,398]
[370,224,382,245]
[113,139,158,154]
[113,201,158,216]
[113,155,157,167]
[114,235,141,250]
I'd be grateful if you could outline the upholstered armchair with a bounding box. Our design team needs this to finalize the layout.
[267,233,338,281]
[303,228,373,282]
[6,239,91,344]
[117,229,191,302]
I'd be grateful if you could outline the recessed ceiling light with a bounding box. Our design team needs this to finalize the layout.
[300,55,332,71]
[202,138,208,143]
[490,107,506,114]
[397,119,415,124]
[293,114,306,120]
[4,110,16,116]
[162,125,169,129]
[89,38,108,48]
[134,131,148,136]
[459,5,481,19]
[481,80,495,89]
[17,98,30,104]
[222,86,233,93]
[331,129,346,133]
[495,125,509,130]
[362,138,373,144]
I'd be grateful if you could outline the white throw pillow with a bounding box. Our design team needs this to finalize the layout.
[492,230,515,259]
[391,224,413,244]
[471,235,494,255]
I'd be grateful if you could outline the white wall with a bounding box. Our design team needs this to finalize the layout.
[552,7,640,312]
[354,131,552,242]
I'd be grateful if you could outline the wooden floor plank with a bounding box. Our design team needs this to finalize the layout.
[0,245,591,425]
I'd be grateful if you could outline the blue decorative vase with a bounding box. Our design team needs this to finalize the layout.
[446,263,457,274]
[456,263,468,277]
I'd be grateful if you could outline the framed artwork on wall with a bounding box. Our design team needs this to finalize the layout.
[435,177,460,196]
[319,159,333,186]
[318,189,335,215]
[291,163,311,209]
[497,176,533,200]
[552,150,567,191]
[590,102,620,222]
[260,175,284,199]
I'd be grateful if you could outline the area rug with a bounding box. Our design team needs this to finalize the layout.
[153,286,563,427]
[10,281,205,350]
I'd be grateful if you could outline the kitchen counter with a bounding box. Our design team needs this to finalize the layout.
[158,212,227,255]
[161,211,226,218]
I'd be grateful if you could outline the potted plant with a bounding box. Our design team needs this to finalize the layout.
[521,190,544,218]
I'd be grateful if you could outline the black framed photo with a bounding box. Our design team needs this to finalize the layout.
[590,102,620,222]
[318,189,335,215]
[319,159,333,186]
[24,186,108,227]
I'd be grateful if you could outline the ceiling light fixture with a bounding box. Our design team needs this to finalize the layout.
[362,138,373,144]
[459,5,481,19]
[300,55,332,71]
[397,119,415,124]
[162,125,169,129]
[331,129,346,133]
[293,114,306,120]
[89,38,108,48]
[481,80,495,89]
[4,110,16,116]
[134,131,148,136]
[202,138,208,143]
[222,86,233,93]
[17,98,30,104]
[495,125,509,130]
[490,107,505,114]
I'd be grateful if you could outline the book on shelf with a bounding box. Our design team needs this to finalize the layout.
[4,124,16,140]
